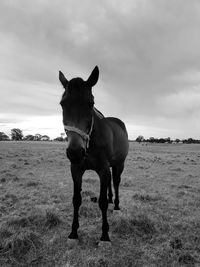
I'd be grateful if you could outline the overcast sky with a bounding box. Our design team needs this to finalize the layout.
[1,0,200,140]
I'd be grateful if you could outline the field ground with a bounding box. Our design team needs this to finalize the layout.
[0,141,200,266]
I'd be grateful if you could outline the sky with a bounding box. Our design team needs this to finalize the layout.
[1,0,200,140]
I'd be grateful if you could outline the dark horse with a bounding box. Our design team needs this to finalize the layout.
[59,66,129,244]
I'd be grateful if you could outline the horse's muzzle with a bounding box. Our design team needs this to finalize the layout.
[66,147,85,164]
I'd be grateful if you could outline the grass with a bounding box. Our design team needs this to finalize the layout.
[26,181,40,187]
[132,192,163,202]
[4,209,62,230]
[80,201,101,218]
[111,213,156,238]
[0,227,42,266]
[0,209,62,266]
[45,210,62,228]
[0,141,200,266]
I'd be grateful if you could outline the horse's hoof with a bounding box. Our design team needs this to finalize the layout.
[67,238,79,249]
[98,241,112,249]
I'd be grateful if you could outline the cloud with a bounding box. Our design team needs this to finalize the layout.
[0,79,61,116]
[172,70,200,85]
[157,86,200,118]
[1,0,200,138]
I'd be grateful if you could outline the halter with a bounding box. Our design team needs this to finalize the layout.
[64,116,94,149]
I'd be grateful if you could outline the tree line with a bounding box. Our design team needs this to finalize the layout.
[135,135,200,144]
[1,129,199,144]
[0,128,67,142]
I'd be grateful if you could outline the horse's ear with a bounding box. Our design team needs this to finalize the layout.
[86,66,99,87]
[59,71,68,88]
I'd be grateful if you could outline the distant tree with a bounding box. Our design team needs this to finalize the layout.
[149,137,155,143]
[175,138,180,143]
[188,138,194,144]
[23,135,35,141]
[182,138,197,144]
[41,135,50,141]
[11,128,23,141]
[54,137,64,142]
[136,135,145,143]
[0,132,10,141]
[158,138,166,143]
[34,134,42,141]
[165,137,172,144]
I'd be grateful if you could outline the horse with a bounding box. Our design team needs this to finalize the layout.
[59,66,129,245]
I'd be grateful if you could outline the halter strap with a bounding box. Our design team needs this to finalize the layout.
[64,116,94,148]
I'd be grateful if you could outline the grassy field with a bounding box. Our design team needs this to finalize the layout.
[0,141,200,266]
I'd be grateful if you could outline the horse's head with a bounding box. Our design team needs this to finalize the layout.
[59,66,99,164]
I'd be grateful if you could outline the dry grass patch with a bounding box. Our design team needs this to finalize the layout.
[82,190,98,203]
[121,178,134,187]
[84,177,97,184]
[60,241,143,267]
[26,180,40,187]
[45,210,62,229]
[60,238,144,267]
[1,193,19,206]
[82,190,96,199]
[0,227,42,266]
[178,252,196,266]
[86,256,109,267]
[4,209,62,231]
[132,192,163,202]
[0,173,19,183]
[0,208,62,265]
[111,213,156,239]
[79,202,101,218]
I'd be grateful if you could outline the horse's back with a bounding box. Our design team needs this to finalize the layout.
[106,117,128,135]
[105,117,129,165]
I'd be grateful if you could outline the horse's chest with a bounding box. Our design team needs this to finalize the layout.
[84,154,98,170]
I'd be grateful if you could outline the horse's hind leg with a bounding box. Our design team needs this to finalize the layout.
[112,162,124,210]
[97,166,111,242]
[108,174,113,203]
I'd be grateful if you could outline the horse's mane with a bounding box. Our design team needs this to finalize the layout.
[93,107,104,119]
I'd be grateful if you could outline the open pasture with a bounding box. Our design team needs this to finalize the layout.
[0,141,200,266]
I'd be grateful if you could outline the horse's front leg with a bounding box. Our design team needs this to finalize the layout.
[97,166,111,242]
[68,164,84,240]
